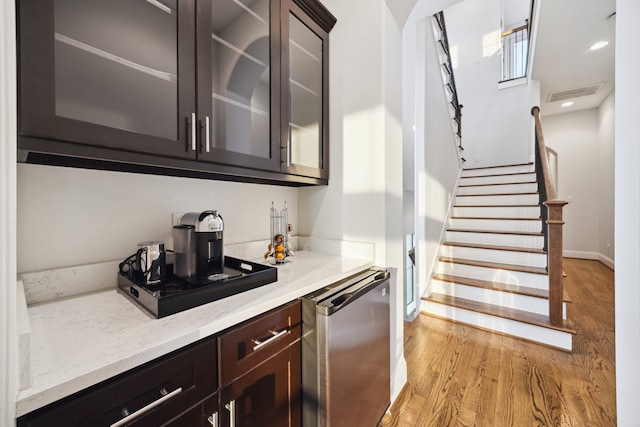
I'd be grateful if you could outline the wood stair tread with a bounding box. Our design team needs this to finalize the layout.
[451,216,541,221]
[447,228,543,236]
[453,204,540,208]
[463,162,533,171]
[457,192,539,197]
[460,171,536,180]
[432,273,571,302]
[439,256,548,275]
[422,292,575,334]
[442,241,545,254]
[459,181,537,188]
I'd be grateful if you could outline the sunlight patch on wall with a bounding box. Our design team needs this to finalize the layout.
[482,30,501,57]
[417,170,450,222]
[342,106,386,195]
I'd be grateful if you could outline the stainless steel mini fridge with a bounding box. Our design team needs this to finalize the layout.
[301,268,391,427]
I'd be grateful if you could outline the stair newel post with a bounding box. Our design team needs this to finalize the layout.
[545,201,567,326]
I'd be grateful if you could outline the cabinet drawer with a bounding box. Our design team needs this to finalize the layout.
[219,300,301,387]
[18,337,217,427]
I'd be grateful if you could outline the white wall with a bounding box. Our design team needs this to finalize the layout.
[416,15,461,298]
[598,91,615,264]
[541,109,600,257]
[615,0,640,424]
[297,0,408,401]
[445,0,536,167]
[17,164,297,273]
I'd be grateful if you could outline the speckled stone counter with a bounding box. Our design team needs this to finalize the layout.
[16,248,373,417]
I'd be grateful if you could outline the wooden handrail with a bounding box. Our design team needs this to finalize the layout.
[531,106,556,200]
[531,106,567,327]
[501,23,527,38]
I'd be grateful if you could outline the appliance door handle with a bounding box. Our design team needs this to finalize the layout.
[225,400,236,427]
[110,387,183,427]
[207,412,218,426]
[325,274,390,315]
[252,329,288,351]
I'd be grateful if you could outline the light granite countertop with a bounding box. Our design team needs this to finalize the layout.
[16,248,373,417]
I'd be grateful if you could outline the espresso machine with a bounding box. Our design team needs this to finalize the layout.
[173,210,226,282]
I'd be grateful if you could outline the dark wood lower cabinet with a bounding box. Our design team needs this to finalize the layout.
[218,300,302,427]
[17,301,302,427]
[219,342,301,427]
[163,394,218,427]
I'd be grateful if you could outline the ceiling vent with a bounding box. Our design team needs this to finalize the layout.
[546,82,606,103]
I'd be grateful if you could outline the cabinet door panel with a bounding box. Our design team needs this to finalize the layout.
[162,393,218,427]
[280,1,329,180]
[196,0,280,171]
[220,343,301,427]
[18,0,196,158]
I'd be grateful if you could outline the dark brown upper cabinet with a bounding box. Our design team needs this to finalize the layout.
[17,0,336,185]
[281,0,331,180]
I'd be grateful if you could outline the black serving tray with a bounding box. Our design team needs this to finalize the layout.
[117,256,278,318]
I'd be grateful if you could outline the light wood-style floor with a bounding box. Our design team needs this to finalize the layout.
[380,258,616,426]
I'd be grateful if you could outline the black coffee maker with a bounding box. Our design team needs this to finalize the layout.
[173,211,225,281]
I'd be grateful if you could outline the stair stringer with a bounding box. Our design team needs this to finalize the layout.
[417,167,464,302]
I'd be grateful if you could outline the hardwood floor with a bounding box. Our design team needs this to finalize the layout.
[380,258,616,426]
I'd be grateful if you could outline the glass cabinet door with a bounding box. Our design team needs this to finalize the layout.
[196,0,280,171]
[18,0,196,157]
[281,1,329,180]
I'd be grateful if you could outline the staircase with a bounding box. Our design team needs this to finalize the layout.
[420,162,575,352]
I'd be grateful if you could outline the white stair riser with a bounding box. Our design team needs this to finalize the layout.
[435,261,549,288]
[441,245,547,268]
[420,300,572,351]
[462,164,535,177]
[452,205,541,218]
[430,280,567,318]
[446,231,544,248]
[457,182,537,195]
[449,218,542,233]
[456,193,539,205]
[460,173,536,186]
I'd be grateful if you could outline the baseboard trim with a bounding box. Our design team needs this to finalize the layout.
[563,250,598,260]
[598,254,615,270]
[563,250,614,270]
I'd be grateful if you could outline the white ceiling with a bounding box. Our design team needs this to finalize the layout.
[531,0,616,117]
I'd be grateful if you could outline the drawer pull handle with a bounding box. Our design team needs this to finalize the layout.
[225,400,236,427]
[252,329,288,351]
[110,387,183,427]
[207,411,218,426]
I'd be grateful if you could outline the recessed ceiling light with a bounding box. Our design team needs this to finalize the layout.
[562,101,574,107]
[590,41,609,50]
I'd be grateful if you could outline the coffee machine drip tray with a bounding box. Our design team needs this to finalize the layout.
[117,256,278,318]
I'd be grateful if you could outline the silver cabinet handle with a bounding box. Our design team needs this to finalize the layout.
[191,112,197,151]
[205,116,211,153]
[225,400,236,427]
[207,412,218,426]
[110,387,183,427]
[251,329,288,351]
